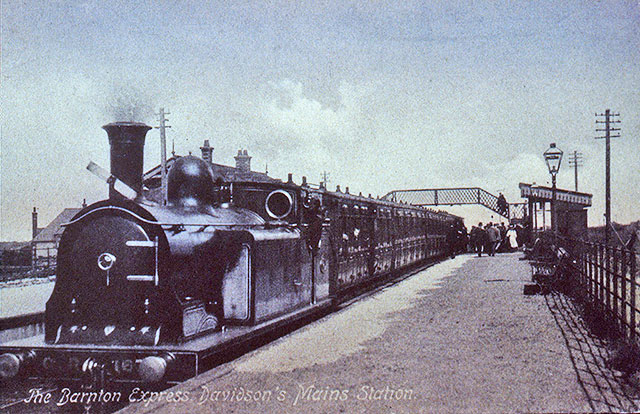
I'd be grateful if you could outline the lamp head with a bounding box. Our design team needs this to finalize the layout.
[544,142,563,175]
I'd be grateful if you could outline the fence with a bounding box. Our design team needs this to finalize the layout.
[560,236,639,343]
[32,245,57,269]
[0,265,56,283]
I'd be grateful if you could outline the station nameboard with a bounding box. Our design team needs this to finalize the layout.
[519,183,592,206]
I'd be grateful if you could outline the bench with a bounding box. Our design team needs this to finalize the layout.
[524,247,570,295]
[522,237,556,262]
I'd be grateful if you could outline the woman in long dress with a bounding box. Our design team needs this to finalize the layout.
[506,226,519,251]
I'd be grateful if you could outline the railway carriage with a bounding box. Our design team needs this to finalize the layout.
[0,122,462,385]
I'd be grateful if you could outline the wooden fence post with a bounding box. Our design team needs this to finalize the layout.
[631,252,637,344]
[598,244,603,314]
[621,249,628,339]
[586,243,596,301]
[613,248,619,332]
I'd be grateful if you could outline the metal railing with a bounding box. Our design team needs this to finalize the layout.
[560,237,639,342]
[381,187,526,220]
[508,202,528,222]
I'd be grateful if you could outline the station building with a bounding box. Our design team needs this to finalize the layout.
[519,182,592,239]
[31,206,83,269]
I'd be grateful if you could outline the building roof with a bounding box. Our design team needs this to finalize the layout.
[142,153,281,204]
[143,155,280,187]
[142,156,180,183]
[209,162,279,183]
[32,208,82,243]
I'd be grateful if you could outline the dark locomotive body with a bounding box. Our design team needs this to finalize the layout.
[0,122,462,385]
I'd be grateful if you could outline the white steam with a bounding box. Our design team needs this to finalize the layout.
[105,84,156,123]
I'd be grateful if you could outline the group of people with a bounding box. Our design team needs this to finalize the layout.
[469,222,519,257]
[446,221,470,259]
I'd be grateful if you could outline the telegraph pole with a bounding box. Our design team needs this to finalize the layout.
[595,109,620,246]
[567,150,583,191]
[156,108,171,205]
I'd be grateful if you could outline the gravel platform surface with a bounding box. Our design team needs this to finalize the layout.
[120,253,639,414]
[0,280,53,318]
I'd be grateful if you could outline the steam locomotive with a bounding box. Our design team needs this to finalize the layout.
[0,122,463,385]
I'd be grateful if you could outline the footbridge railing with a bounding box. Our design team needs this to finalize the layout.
[381,187,526,221]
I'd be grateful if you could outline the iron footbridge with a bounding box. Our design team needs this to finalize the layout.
[381,187,527,221]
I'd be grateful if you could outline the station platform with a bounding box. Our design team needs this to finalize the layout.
[121,253,640,414]
[0,279,52,318]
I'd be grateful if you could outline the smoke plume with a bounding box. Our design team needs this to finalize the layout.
[105,84,156,123]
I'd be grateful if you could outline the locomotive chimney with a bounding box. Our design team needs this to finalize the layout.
[102,122,152,199]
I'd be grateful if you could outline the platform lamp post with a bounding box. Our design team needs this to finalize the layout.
[544,143,563,242]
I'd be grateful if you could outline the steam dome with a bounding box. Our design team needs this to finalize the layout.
[167,156,219,207]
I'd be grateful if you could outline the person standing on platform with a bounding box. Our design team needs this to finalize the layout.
[497,222,507,252]
[456,224,468,254]
[446,223,457,259]
[486,223,500,256]
[469,224,478,255]
[515,223,524,247]
[471,223,487,257]
[506,225,519,251]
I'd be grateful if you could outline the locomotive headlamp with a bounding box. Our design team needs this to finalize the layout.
[97,253,116,271]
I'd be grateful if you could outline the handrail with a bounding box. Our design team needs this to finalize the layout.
[380,187,520,219]
[60,206,264,228]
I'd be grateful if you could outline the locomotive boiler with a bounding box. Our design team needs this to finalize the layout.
[0,121,462,386]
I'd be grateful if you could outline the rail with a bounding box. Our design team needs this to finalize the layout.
[0,312,44,331]
[0,312,45,343]
[559,237,639,343]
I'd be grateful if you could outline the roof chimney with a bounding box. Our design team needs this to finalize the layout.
[234,149,251,173]
[32,207,38,239]
[200,140,214,164]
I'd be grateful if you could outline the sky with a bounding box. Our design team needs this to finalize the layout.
[1,0,639,241]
